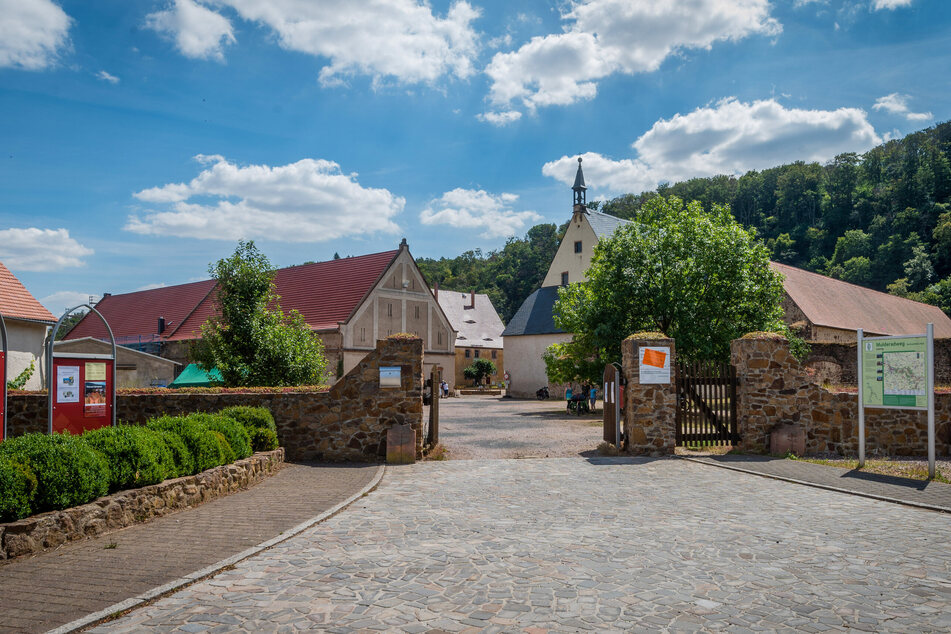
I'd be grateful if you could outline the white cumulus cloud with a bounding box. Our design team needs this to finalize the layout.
[164,0,481,85]
[484,0,780,118]
[420,189,542,239]
[872,93,932,122]
[872,0,913,9]
[0,228,93,271]
[0,0,71,70]
[40,291,98,315]
[96,70,119,84]
[476,110,522,125]
[145,0,236,61]
[543,98,882,195]
[127,154,404,242]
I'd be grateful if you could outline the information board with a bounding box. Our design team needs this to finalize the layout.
[860,335,928,409]
[639,346,671,384]
[51,358,114,435]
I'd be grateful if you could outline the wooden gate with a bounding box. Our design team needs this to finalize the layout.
[675,360,739,446]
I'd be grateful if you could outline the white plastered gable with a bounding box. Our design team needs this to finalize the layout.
[541,211,600,288]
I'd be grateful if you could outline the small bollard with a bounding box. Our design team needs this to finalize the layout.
[386,423,416,464]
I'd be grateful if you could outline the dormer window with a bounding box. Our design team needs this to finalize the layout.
[574,241,582,253]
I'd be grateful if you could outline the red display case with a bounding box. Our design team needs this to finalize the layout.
[50,355,114,435]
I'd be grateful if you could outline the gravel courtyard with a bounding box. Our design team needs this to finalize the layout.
[437,395,604,459]
[95,458,951,633]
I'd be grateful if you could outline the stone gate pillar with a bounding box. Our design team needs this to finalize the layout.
[621,334,676,456]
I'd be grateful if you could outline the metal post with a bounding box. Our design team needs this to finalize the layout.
[927,323,935,480]
[1,313,7,442]
[857,328,865,468]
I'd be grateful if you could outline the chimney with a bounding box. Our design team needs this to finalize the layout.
[158,316,166,334]
[434,281,439,301]
[470,290,475,309]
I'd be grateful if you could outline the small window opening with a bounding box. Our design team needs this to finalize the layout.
[561,271,569,286]
[574,241,582,253]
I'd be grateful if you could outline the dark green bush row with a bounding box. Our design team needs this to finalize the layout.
[0,406,279,522]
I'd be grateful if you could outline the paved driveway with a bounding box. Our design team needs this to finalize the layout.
[95,458,951,632]
[438,396,603,459]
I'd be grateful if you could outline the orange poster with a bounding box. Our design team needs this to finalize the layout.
[642,348,667,368]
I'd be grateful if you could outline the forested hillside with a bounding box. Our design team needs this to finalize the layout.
[420,122,951,323]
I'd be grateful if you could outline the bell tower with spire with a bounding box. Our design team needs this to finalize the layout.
[572,157,587,214]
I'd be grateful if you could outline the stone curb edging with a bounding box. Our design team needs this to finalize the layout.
[681,456,951,514]
[1,449,285,562]
[49,464,385,634]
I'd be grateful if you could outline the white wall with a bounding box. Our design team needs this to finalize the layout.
[4,319,48,390]
[502,333,573,398]
[541,211,598,288]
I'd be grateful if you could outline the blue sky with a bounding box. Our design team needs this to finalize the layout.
[0,0,948,315]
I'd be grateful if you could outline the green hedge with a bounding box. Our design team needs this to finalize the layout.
[155,429,194,477]
[249,427,279,452]
[0,455,37,521]
[80,425,176,492]
[190,413,252,460]
[146,416,225,474]
[0,433,110,517]
[218,406,278,452]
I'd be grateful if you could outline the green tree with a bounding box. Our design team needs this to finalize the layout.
[194,241,327,387]
[903,245,935,291]
[463,358,497,386]
[554,196,793,364]
[542,339,603,386]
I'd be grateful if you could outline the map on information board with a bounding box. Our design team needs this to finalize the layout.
[861,336,928,408]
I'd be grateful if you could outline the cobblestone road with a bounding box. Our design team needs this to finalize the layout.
[439,396,603,459]
[95,458,951,632]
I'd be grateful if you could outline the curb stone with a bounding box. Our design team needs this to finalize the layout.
[49,464,386,634]
[682,456,951,514]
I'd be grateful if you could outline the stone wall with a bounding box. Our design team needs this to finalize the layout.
[621,336,676,456]
[732,335,951,456]
[6,337,424,462]
[804,338,951,386]
[0,449,283,561]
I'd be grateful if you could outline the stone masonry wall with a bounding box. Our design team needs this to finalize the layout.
[621,336,676,456]
[6,337,424,462]
[0,449,283,561]
[732,335,951,456]
[804,338,951,386]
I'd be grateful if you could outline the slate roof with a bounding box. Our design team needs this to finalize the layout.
[436,290,504,349]
[772,262,951,338]
[66,250,400,342]
[0,261,56,325]
[586,210,632,239]
[501,286,565,337]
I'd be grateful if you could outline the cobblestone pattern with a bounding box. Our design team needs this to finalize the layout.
[0,449,283,562]
[0,462,380,634]
[732,335,950,456]
[622,336,676,455]
[94,458,951,633]
[6,337,424,462]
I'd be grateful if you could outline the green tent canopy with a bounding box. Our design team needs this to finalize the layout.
[169,363,223,388]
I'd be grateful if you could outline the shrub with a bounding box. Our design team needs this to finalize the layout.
[146,416,224,474]
[80,425,174,492]
[0,455,38,521]
[154,430,193,478]
[248,427,279,452]
[210,430,235,464]
[190,413,252,460]
[219,406,277,434]
[0,433,110,513]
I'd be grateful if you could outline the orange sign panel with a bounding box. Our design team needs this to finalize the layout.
[642,348,667,368]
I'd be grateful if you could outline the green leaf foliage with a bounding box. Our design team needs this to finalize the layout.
[6,360,35,390]
[218,406,279,452]
[554,196,795,363]
[0,433,110,514]
[0,455,38,521]
[248,427,279,452]
[542,339,604,387]
[154,429,194,478]
[462,358,497,385]
[146,416,226,474]
[193,240,328,387]
[79,425,176,492]
[188,413,252,460]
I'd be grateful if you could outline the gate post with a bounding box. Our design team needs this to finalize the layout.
[621,334,676,456]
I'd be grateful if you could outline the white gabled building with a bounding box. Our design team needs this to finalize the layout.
[501,159,631,398]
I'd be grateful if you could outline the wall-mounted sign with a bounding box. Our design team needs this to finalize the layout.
[84,362,107,418]
[57,366,80,403]
[639,346,671,384]
[380,366,401,389]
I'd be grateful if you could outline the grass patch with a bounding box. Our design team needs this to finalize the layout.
[787,454,951,484]
[425,444,451,461]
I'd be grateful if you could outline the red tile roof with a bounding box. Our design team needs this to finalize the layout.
[772,262,951,338]
[0,261,56,324]
[66,250,400,343]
